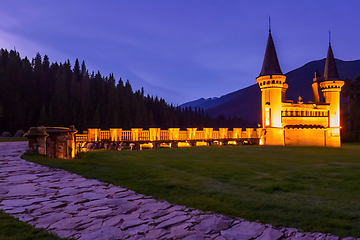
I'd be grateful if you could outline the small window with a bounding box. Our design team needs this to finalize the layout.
[265,107,271,126]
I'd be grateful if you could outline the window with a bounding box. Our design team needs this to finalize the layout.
[265,107,271,126]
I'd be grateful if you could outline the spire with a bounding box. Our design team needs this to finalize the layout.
[269,16,271,33]
[323,39,340,81]
[259,31,283,77]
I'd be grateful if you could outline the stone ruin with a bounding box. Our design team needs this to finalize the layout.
[24,126,78,159]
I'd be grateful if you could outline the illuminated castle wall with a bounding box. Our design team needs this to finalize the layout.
[257,30,344,147]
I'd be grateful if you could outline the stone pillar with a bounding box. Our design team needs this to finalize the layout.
[37,136,47,155]
[24,126,49,155]
[131,128,142,141]
[88,128,101,141]
[169,128,180,140]
[203,128,213,140]
[110,128,122,142]
[219,128,228,139]
[233,128,242,139]
[256,128,262,138]
[246,128,254,138]
[186,128,197,140]
[149,128,160,141]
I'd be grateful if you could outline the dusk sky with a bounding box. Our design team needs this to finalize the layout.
[0,1,359,105]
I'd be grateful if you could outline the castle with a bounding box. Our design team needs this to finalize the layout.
[257,30,344,147]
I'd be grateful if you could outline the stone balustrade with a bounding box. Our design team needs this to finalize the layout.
[76,128,260,143]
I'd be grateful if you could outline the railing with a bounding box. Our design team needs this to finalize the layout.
[179,131,187,140]
[101,130,110,140]
[160,130,169,140]
[76,134,88,142]
[139,130,150,141]
[212,131,219,139]
[121,130,132,141]
[76,128,260,142]
[195,131,204,140]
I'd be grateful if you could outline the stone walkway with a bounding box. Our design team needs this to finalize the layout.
[0,142,354,240]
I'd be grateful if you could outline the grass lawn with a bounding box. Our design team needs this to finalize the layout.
[0,210,67,240]
[22,144,360,238]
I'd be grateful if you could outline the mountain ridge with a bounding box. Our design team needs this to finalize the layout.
[181,58,360,123]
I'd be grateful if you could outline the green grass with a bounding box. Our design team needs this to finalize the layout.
[0,210,66,240]
[22,144,360,237]
[0,137,27,142]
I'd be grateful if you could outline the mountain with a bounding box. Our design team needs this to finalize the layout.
[180,97,218,109]
[183,59,360,123]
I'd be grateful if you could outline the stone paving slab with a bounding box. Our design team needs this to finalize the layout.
[0,141,357,240]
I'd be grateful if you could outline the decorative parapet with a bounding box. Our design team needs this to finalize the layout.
[76,127,260,142]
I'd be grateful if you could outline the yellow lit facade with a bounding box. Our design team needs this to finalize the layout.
[257,30,344,147]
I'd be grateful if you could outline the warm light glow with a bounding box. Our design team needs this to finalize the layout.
[227,141,237,145]
[141,143,153,149]
[196,141,208,146]
[160,143,171,148]
[264,107,270,126]
[256,63,343,146]
[178,142,191,147]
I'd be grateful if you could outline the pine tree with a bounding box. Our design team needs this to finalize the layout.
[37,105,48,126]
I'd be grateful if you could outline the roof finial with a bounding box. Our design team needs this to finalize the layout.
[329,30,331,44]
[269,16,271,33]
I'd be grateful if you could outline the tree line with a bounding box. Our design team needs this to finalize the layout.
[0,49,252,135]
[343,76,360,141]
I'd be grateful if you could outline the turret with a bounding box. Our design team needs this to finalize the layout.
[256,30,286,128]
[256,29,286,145]
[320,42,344,128]
[319,41,344,147]
[312,70,321,104]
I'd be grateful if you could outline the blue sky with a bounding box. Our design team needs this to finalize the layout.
[0,1,359,105]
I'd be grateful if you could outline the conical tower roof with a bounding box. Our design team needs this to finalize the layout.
[259,32,283,77]
[323,43,340,80]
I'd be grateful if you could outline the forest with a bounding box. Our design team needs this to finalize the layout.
[0,49,252,135]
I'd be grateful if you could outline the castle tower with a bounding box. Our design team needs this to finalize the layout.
[256,29,286,145]
[320,41,344,146]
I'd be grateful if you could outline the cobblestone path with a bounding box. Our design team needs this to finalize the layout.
[0,142,354,240]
